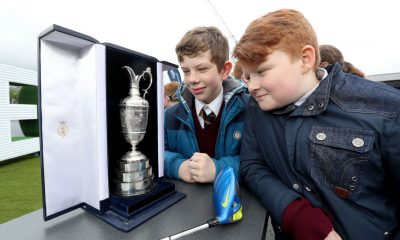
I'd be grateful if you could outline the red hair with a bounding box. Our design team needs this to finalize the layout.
[233,9,320,69]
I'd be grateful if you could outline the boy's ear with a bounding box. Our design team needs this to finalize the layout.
[221,61,233,80]
[301,45,316,72]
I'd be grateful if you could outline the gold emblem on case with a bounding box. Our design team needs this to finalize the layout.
[57,121,69,138]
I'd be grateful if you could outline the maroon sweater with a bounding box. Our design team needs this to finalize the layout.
[192,103,224,157]
[282,197,333,240]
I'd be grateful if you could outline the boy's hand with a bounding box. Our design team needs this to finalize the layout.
[178,160,196,183]
[188,152,216,183]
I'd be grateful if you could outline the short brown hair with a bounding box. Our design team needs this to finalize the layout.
[175,26,229,71]
[233,9,319,69]
[164,81,180,102]
[319,44,345,69]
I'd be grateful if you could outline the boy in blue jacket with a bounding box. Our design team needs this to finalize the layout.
[234,9,399,240]
[164,26,249,183]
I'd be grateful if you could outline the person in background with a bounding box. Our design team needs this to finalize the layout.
[233,61,244,80]
[164,26,249,183]
[319,44,365,77]
[319,44,346,69]
[344,61,365,78]
[234,9,399,240]
[164,81,180,108]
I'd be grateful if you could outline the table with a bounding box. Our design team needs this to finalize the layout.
[0,179,273,240]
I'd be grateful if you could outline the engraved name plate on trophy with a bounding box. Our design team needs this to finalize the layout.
[113,66,156,197]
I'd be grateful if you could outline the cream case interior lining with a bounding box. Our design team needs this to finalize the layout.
[40,31,108,216]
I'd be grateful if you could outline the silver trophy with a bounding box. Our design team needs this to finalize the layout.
[113,66,156,197]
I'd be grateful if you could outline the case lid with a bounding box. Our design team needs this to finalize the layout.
[156,61,181,177]
[38,25,108,220]
[38,24,99,44]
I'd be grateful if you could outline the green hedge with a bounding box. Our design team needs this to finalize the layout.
[18,85,39,137]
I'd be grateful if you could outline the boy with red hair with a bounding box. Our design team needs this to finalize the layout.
[234,9,399,240]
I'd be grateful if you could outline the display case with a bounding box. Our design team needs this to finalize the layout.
[38,25,185,232]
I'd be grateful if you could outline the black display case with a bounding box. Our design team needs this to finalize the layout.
[37,25,185,232]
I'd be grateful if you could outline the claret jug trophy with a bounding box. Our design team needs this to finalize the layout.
[113,66,156,196]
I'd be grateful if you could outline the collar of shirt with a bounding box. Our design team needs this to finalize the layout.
[195,89,223,128]
[295,68,328,106]
[195,88,223,116]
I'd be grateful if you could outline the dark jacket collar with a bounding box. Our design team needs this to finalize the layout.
[274,63,345,116]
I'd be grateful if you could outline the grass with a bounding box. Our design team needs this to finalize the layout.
[11,136,36,142]
[0,155,42,224]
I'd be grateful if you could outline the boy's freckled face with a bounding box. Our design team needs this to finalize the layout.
[180,50,224,104]
[241,50,304,111]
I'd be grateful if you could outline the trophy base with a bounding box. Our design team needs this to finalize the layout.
[113,176,156,197]
[114,157,155,196]
[86,179,186,232]
[118,158,150,172]
[116,166,153,182]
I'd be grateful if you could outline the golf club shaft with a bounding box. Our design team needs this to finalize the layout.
[160,223,210,240]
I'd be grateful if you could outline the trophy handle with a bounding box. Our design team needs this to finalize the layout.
[122,66,152,99]
[139,67,153,99]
